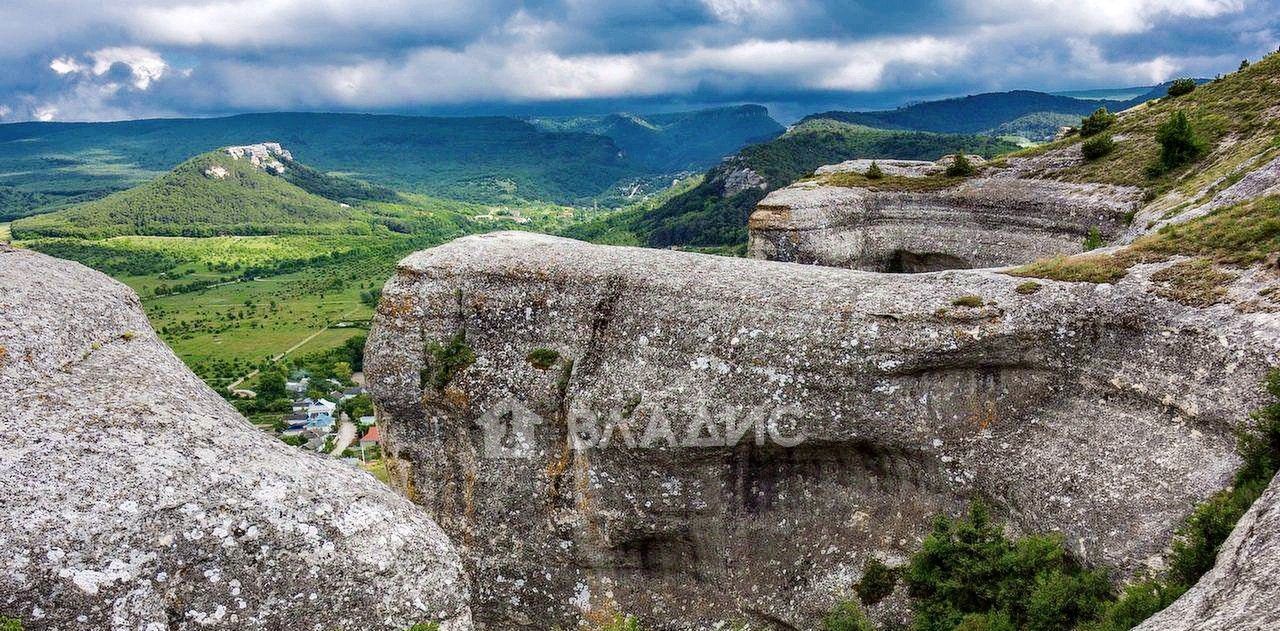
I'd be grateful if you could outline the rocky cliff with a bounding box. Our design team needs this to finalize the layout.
[0,246,471,630]
[365,231,1279,628]
[747,159,1140,271]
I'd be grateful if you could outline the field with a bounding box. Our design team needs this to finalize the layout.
[10,199,589,389]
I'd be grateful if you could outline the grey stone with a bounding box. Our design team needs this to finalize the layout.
[1134,472,1280,631]
[366,231,1279,629]
[0,246,471,630]
[747,178,1139,271]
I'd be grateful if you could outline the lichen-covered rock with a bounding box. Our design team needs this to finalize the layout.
[1134,472,1280,631]
[747,178,1139,271]
[366,231,1278,629]
[814,159,940,178]
[0,246,471,630]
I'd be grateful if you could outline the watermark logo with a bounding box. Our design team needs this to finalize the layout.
[476,397,805,459]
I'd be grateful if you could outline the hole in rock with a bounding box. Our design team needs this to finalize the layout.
[885,249,972,273]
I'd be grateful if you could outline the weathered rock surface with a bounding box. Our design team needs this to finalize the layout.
[814,159,940,178]
[224,142,292,175]
[0,246,471,630]
[747,177,1140,271]
[366,231,1279,629]
[1134,471,1280,631]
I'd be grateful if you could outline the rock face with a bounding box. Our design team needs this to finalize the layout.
[365,231,1278,629]
[0,246,471,630]
[753,159,1135,271]
[747,177,1140,271]
[1134,471,1280,631]
[224,142,292,174]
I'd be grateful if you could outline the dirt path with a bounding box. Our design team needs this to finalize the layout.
[329,421,357,456]
[227,305,363,393]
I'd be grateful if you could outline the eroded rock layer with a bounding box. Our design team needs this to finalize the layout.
[366,231,1278,628]
[747,178,1140,271]
[0,246,471,630]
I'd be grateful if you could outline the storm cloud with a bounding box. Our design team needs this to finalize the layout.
[0,0,1275,121]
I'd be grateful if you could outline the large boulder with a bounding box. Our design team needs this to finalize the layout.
[0,246,471,630]
[366,231,1278,628]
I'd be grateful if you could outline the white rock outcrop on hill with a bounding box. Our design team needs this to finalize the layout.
[365,231,1278,628]
[223,142,292,175]
[0,246,471,630]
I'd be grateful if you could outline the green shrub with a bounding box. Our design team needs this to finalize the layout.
[1153,111,1206,173]
[954,612,1016,631]
[822,600,875,631]
[903,503,1113,631]
[945,153,976,177]
[406,623,440,631]
[1166,78,1197,97]
[1081,580,1185,631]
[1079,108,1117,137]
[1015,281,1042,295]
[422,331,476,390]
[527,347,561,369]
[855,557,898,605]
[951,295,984,308]
[1081,135,1115,161]
[866,161,885,180]
[0,617,21,631]
[599,615,642,631]
[1083,227,1105,251]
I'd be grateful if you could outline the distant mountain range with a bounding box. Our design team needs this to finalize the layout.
[800,81,1195,140]
[0,106,782,219]
[524,105,784,172]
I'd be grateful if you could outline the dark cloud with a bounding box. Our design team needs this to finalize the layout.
[0,0,1275,121]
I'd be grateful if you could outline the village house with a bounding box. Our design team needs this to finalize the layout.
[359,425,381,449]
[306,398,336,420]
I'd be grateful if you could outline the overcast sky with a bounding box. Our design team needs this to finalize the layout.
[0,0,1275,122]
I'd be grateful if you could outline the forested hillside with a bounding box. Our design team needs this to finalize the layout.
[526,105,784,172]
[0,107,783,218]
[10,151,373,239]
[564,120,1019,250]
[799,82,1203,141]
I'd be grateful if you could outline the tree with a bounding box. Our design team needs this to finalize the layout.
[1155,110,1206,172]
[257,368,287,401]
[1079,108,1116,137]
[1240,59,1250,70]
[332,361,353,382]
[1166,78,1196,97]
[865,161,885,180]
[945,153,976,177]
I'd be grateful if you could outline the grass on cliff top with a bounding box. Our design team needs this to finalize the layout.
[1010,195,1279,283]
[817,171,968,192]
[1008,52,1280,201]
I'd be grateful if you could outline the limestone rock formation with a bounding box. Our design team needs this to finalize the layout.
[814,159,941,178]
[1134,471,1280,631]
[0,246,471,630]
[366,231,1278,628]
[747,177,1139,271]
[224,142,292,174]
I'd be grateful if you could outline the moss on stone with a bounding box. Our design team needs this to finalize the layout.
[526,347,560,370]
